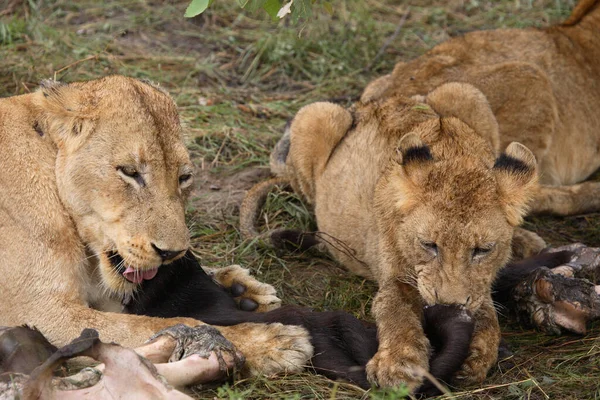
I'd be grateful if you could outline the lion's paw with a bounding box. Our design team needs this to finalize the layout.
[454,344,496,385]
[218,322,313,377]
[205,265,282,312]
[366,347,427,390]
[512,228,547,260]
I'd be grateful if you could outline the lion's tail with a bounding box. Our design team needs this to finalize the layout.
[239,177,322,252]
[239,177,289,240]
[240,121,323,252]
[562,0,600,26]
[240,118,292,241]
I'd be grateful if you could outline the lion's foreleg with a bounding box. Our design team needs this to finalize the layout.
[365,280,429,390]
[35,302,312,378]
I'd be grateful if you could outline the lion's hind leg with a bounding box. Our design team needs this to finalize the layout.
[285,102,354,203]
[530,181,600,216]
[240,102,353,253]
[269,121,291,177]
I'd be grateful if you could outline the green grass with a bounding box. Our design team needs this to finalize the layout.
[2,0,599,398]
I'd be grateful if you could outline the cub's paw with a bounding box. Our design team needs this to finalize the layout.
[511,228,547,260]
[218,322,313,377]
[454,341,497,385]
[366,347,427,391]
[205,265,281,312]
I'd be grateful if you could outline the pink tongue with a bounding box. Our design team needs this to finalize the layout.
[123,267,159,284]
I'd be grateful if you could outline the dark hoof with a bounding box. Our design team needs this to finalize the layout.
[150,324,245,370]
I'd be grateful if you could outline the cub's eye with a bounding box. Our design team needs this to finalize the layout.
[472,244,495,260]
[419,240,438,257]
[117,166,145,186]
[179,173,193,185]
[118,166,139,178]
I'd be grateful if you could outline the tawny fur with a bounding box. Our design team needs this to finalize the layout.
[0,76,312,377]
[284,90,534,389]
[241,0,600,390]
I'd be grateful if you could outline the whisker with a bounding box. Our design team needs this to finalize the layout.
[311,231,369,268]
[78,249,105,264]
[492,300,508,317]
[395,274,418,288]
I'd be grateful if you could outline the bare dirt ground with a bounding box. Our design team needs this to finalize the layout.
[2,0,599,398]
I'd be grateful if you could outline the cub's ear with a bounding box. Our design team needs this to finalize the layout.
[379,132,435,213]
[396,132,433,164]
[494,142,538,226]
[37,79,96,145]
[287,102,353,199]
[424,82,500,154]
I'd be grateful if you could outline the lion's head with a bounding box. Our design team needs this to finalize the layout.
[35,76,193,294]
[373,83,538,312]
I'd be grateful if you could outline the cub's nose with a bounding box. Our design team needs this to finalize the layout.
[151,244,185,262]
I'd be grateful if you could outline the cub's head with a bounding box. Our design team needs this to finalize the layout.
[373,83,538,312]
[36,76,193,294]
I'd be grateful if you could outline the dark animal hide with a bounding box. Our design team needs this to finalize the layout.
[125,250,572,394]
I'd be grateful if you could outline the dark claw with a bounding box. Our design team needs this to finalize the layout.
[230,282,246,297]
[239,298,259,311]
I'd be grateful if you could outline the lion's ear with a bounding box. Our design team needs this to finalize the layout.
[396,132,434,207]
[424,82,500,154]
[377,133,435,214]
[494,142,538,226]
[38,79,95,145]
[395,132,434,180]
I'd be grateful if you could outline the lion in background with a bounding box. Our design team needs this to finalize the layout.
[0,75,313,378]
[241,0,600,390]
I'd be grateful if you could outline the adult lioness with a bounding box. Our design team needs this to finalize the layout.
[0,75,312,377]
[240,0,600,390]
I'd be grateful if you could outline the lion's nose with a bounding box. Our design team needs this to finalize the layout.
[151,244,185,262]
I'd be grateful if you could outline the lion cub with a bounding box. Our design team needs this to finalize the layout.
[272,87,535,390]
[241,0,600,390]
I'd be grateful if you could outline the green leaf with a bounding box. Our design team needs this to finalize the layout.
[412,104,431,111]
[291,0,312,23]
[184,0,210,18]
[239,0,266,12]
[263,0,282,19]
[323,2,333,15]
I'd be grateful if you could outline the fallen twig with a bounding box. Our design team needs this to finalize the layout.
[364,8,410,72]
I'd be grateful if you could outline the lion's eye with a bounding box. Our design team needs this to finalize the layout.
[179,173,192,185]
[117,166,145,186]
[118,166,139,178]
[472,244,495,260]
[419,240,438,257]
